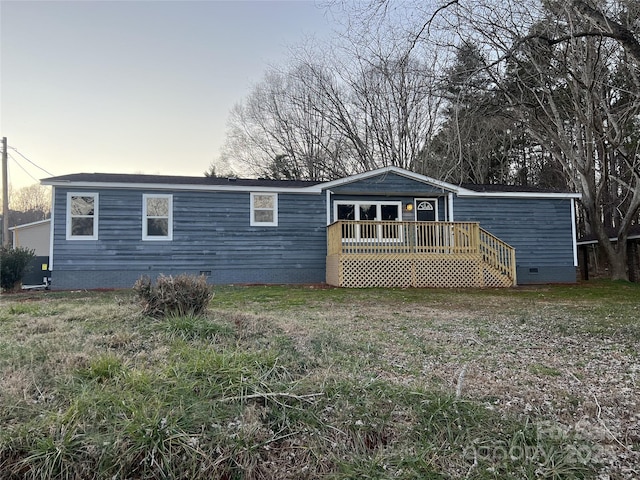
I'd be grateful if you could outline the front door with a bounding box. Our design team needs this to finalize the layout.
[415,199,438,251]
[416,199,437,221]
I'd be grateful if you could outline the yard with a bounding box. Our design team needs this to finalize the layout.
[0,282,638,479]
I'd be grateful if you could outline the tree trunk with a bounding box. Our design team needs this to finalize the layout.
[627,241,638,283]
[582,189,631,282]
[603,239,629,281]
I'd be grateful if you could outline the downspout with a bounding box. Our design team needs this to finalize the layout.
[326,190,332,225]
[571,198,578,267]
[49,187,55,271]
[442,191,448,222]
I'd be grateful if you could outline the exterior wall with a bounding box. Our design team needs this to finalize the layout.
[11,220,51,256]
[51,187,327,289]
[48,170,578,288]
[453,196,577,283]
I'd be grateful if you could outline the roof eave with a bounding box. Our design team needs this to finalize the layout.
[457,191,582,199]
[8,218,52,231]
[577,233,640,245]
[41,179,324,194]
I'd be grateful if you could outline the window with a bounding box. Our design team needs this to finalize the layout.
[67,193,98,240]
[143,194,172,240]
[251,193,278,226]
[334,201,401,241]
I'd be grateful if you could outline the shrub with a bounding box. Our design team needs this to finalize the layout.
[133,274,213,317]
[0,246,36,293]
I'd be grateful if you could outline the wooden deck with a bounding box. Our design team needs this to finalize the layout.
[326,221,516,288]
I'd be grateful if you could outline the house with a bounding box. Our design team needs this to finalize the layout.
[41,166,581,290]
[9,219,52,287]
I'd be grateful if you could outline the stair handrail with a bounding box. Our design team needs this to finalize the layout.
[478,228,517,285]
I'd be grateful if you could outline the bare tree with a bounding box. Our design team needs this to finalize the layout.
[10,184,51,216]
[221,63,350,181]
[459,1,640,280]
[506,30,639,279]
[334,0,639,279]
[6,183,52,227]
[222,32,446,180]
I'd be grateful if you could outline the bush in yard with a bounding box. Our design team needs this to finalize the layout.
[0,246,35,293]
[133,274,213,317]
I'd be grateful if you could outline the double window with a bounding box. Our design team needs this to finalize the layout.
[67,193,99,240]
[250,193,278,226]
[143,194,172,240]
[66,192,173,241]
[334,201,402,240]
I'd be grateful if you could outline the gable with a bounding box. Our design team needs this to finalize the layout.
[327,172,452,195]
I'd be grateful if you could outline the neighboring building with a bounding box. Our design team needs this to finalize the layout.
[10,219,51,256]
[41,167,581,290]
[9,219,52,287]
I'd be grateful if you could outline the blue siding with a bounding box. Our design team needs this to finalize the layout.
[330,172,448,195]
[52,188,327,289]
[453,196,577,283]
[49,172,577,288]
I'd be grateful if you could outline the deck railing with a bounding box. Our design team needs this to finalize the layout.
[327,220,516,284]
[479,228,517,280]
[327,221,481,255]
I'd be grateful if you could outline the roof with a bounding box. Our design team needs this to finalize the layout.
[9,219,51,231]
[41,172,321,188]
[41,166,581,199]
[460,183,571,194]
[577,225,640,245]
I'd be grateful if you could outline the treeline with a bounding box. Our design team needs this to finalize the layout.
[2,184,51,227]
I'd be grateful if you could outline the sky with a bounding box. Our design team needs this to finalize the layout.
[0,0,337,191]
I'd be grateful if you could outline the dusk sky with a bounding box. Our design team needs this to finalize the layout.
[0,0,336,190]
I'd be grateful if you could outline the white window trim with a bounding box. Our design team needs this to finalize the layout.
[333,200,402,222]
[66,192,99,240]
[333,200,403,241]
[142,193,173,241]
[250,192,278,226]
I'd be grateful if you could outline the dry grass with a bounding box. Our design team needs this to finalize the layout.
[0,282,638,479]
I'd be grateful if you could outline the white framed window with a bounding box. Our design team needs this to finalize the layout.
[334,201,402,241]
[143,194,173,240]
[66,192,98,240]
[250,193,278,226]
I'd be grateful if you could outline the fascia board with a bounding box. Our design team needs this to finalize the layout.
[9,219,51,231]
[456,191,582,199]
[577,233,640,245]
[40,180,324,194]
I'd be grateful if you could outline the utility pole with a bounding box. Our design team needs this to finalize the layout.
[2,136,9,246]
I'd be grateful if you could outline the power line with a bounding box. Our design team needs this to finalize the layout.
[8,153,40,182]
[8,146,54,176]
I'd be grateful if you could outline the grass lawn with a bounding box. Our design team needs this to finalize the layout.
[0,281,638,479]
